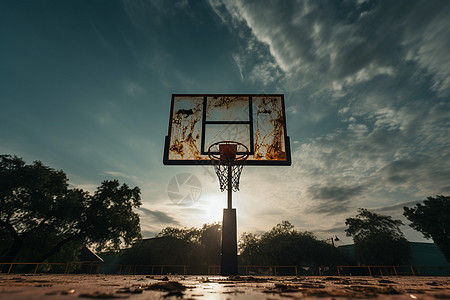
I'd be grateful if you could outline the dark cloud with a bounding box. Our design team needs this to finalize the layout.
[308,185,365,202]
[137,207,180,225]
[380,159,422,185]
[305,184,365,215]
[306,200,352,216]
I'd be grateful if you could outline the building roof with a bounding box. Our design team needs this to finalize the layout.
[338,242,450,266]
[79,246,104,262]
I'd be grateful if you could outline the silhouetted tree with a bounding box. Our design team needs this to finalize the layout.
[345,208,410,265]
[404,195,450,262]
[120,236,194,266]
[239,232,261,265]
[239,221,348,266]
[156,226,201,243]
[122,223,221,271]
[0,155,141,263]
[198,223,221,265]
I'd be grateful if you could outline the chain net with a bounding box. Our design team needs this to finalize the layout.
[208,141,249,192]
[211,160,246,192]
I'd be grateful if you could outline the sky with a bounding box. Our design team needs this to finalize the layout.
[1,0,449,245]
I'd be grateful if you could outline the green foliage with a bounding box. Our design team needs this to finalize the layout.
[239,221,348,266]
[0,154,142,263]
[403,195,450,262]
[345,208,410,265]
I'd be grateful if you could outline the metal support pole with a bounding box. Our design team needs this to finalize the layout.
[227,165,232,209]
[220,164,238,275]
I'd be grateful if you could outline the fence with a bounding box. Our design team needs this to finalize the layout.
[0,263,188,275]
[2,262,450,276]
[336,265,450,276]
[208,265,298,276]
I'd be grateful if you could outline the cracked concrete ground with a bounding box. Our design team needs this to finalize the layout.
[1,274,449,299]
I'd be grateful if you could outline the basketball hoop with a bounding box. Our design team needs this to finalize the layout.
[207,141,249,192]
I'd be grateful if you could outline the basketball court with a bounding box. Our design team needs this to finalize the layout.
[1,274,450,299]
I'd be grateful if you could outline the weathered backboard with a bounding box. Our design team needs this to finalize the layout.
[163,94,291,166]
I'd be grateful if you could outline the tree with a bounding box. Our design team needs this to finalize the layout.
[198,223,221,265]
[0,154,142,263]
[122,223,221,272]
[239,221,348,267]
[156,222,221,251]
[403,195,450,262]
[345,208,410,265]
[156,226,201,243]
[239,232,261,265]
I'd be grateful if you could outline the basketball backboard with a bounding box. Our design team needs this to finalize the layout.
[163,94,291,166]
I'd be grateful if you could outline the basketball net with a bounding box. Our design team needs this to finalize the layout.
[208,141,249,192]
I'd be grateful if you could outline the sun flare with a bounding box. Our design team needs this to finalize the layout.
[201,194,226,224]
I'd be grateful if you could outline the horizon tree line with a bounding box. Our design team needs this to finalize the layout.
[1,154,449,266]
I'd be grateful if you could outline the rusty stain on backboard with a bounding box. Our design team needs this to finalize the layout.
[254,97,286,161]
[169,97,203,160]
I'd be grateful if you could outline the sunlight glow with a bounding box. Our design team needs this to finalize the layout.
[201,193,226,224]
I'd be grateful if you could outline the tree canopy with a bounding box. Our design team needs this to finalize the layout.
[345,208,410,265]
[0,154,142,263]
[156,222,221,264]
[239,221,348,266]
[122,221,347,274]
[403,195,450,262]
[121,223,221,272]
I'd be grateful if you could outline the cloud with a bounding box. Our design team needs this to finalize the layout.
[373,200,423,214]
[137,207,180,226]
[119,0,450,242]
[402,1,450,97]
[309,185,365,203]
[208,0,284,90]
[306,184,365,215]
[102,171,139,181]
[141,230,158,238]
[210,0,450,99]
[124,81,144,96]
[379,160,422,185]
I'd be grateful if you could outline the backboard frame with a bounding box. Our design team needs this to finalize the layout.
[163,94,291,166]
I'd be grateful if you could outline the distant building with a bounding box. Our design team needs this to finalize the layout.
[338,242,450,275]
[408,242,450,266]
